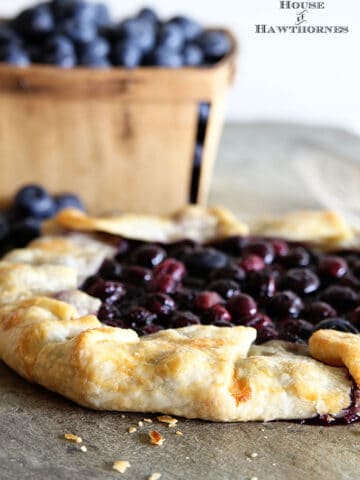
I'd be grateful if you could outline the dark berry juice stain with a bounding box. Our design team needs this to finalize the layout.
[82,234,360,425]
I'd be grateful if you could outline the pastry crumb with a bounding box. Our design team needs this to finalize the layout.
[64,433,82,444]
[250,477,258,480]
[250,452,258,458]
[80,445,87,452]
[138,421,144,427]
[121,414,125,419]
[157,415,178,428]
[128,427,137,433]
[144,418,153,423]
[175,431,183,436]
[149,430,165,446]
[112,460,130,473]
[148,473,161,480]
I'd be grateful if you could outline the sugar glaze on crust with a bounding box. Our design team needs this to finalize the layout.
[0,206,359,422]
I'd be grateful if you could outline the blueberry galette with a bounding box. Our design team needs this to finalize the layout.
[1,206,360,424]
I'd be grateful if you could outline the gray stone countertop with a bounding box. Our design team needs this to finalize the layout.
[1,123,360,480]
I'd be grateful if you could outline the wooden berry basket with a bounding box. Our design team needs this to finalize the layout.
[0,30,236,215]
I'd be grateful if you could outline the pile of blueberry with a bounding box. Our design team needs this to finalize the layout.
[0,1,232,68]
[82,234,360,347]
[0,184,84,255]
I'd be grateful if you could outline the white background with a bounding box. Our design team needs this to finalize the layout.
[2,0,360,132]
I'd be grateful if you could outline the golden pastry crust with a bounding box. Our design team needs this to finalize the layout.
[0,207,358,422]
[0,298,351,421]
[309,330,360,387]
[251,210,353,247]
[43,205,249,242]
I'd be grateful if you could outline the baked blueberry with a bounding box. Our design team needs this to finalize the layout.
[278,318,314,343]
[246,270,277,297]
[313,318,359,334]
[202,304,231,324]
[209,264,245,283]
[98,259,122,281]
[170,311,200,328]
[320,286,359,312]
[87,279,126,303]
[194,291,222,311]
[243,240,275,264]
[145,293,176,316]
[207,279,240,299]
[281,246,311,267]
[183,247,228,276]
[318,256,348,279]
[302,301,337,324]
[239,255,265,272]
[209,235,247,256]
[282,268,320,295]
[14,184,56,219]
[227,293,257,318]
[268,290,303,318]
[132,245,166,268]
[122,266,152,286]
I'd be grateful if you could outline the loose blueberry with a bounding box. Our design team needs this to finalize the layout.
[54,193,85,211]
[14,184,56,219]
[40,34,76,67]
[6,218,41,248]
[137,7,158,26]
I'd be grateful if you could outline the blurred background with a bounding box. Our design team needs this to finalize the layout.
[2,0,359,132]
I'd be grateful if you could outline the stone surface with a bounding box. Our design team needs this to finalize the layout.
[2,123,360,480]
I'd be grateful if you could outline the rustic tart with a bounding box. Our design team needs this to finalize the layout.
[1,206,360,424]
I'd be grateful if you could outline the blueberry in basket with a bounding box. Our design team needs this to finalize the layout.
[0,2,232,68]
[0,184,85,255]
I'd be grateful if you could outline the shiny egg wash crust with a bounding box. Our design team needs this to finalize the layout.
[81,233,360,425]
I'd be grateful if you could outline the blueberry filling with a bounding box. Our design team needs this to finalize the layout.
[81,234,360,425]
[82,235,360,341]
